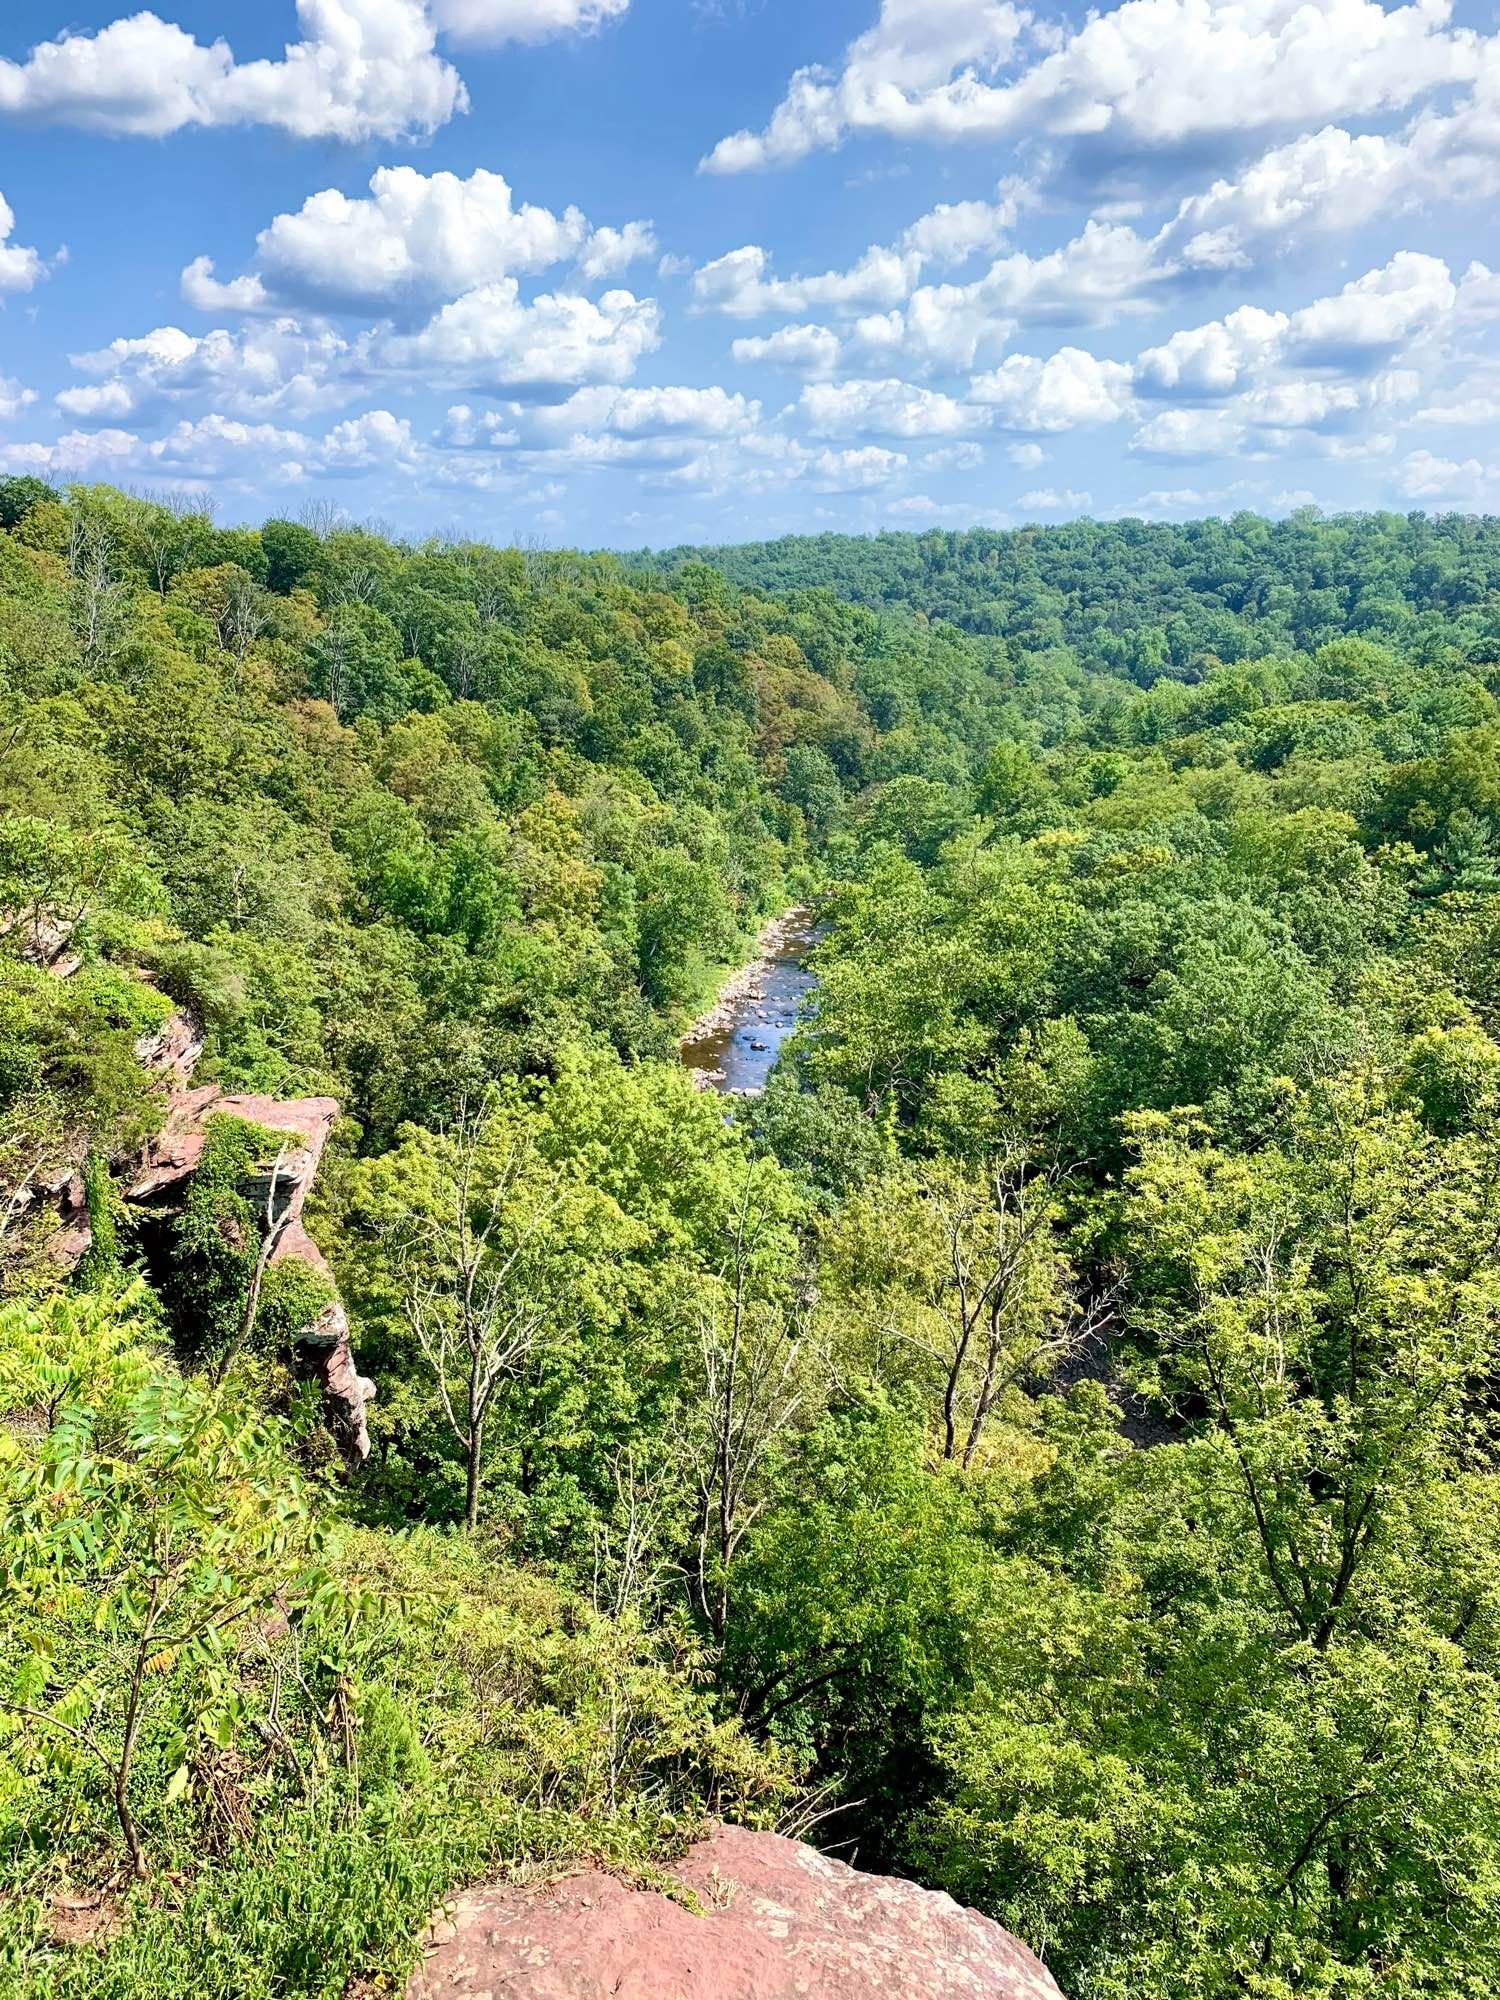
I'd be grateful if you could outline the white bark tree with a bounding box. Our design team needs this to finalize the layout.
[397,1105,565,1530]
[690,1180,807,1639]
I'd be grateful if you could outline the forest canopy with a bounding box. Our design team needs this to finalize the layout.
[4,483,1500,2000]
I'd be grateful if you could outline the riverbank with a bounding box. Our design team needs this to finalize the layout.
[679,906,817,1092]
[679,906,811,1050]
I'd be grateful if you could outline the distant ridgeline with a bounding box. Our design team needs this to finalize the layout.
[7,483,1500,2000]
[637,511,1500,677]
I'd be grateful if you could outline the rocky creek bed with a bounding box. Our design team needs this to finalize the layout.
[679,906,821,1095]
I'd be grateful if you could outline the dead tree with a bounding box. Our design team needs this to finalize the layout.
[299,498,344,540]
[591,1450,675,1621]
[318,614,352,719]
[67,519,124,668]
[130,487,209,594]
[224,571,267,662]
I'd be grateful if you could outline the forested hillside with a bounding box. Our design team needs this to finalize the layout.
[648,513,1500,681]
[6,486,1500,2000]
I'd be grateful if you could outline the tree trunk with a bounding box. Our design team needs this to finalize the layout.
[116,1590,159,1879]
[465,1407,484,1531]
[1327,1833,1354,1954]
[941,1342,966,1461]
[115,1768,148,1881]
[214,1145,291,1386]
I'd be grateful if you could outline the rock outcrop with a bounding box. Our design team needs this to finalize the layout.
[123,1084,373,1458]
[132,1006,206,1086]
[37,1000,372,1459]
[406,1823,1064,2000]
[8,912,373,1454]
[2,906,84,979]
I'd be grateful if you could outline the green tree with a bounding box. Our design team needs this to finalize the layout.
[342,1096,619,1529]
[1111,1081,1500,1991]
[0,1286,317,1879]
[0,476,57,532]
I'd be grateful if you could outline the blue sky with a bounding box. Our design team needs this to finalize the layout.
[0,0,1497,546]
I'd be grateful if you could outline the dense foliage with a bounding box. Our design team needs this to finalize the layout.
[647,512,1500,682]
[6,484,1500,1999]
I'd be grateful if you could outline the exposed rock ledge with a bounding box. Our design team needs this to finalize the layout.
[46,1009,372,1459]
[123,1081,373,1459]
[406,1823,1064,2000]
[10,913,371,1456]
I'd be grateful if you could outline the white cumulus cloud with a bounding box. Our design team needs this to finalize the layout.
[0,413,315,483]
[691,242,914,319]
[1130,406,1248,458]
[184,167,651,317]
[58,321,353,424]
[375,283,661,395]
[501,385,761,459]
[0,193,46,295]
[1135,306,1289,398]
[693,217,1170,377]
[0,0,631,142]
[809,444,909,490]
[969,348,1135,432]
[1155,50,1500,273]
[730,325,843,376]
[1397,447,1490,501]
[1018,487,1092,512]
[319,408,422,472]
[702,0,1026,172]
[575,222,659,284]
[427,0,628,46]
[795,377,985,440]
[1286,251,1456,367]
[0,375,34,421]
[705,0,1484,178]
[181,260,271,315]
[0,2,464,143]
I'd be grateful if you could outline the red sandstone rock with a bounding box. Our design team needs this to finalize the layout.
[133,1008,205,1085]
[123,1087,373,1459]
[297,1292,375,1462]
[406,1824,1064,2000]
[1,908,82,977]
[123,1088,339,1213]
[40,1170,90,1267]
[13,943,372,1457]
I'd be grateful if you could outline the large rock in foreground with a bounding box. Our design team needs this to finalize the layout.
[407,1824,1064,2000]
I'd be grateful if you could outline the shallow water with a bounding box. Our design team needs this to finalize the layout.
[681,910,821,1095]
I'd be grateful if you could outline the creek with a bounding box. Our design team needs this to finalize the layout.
[679,907,822,1096]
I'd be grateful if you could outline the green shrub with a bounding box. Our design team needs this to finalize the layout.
[0,1289,788,1997]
